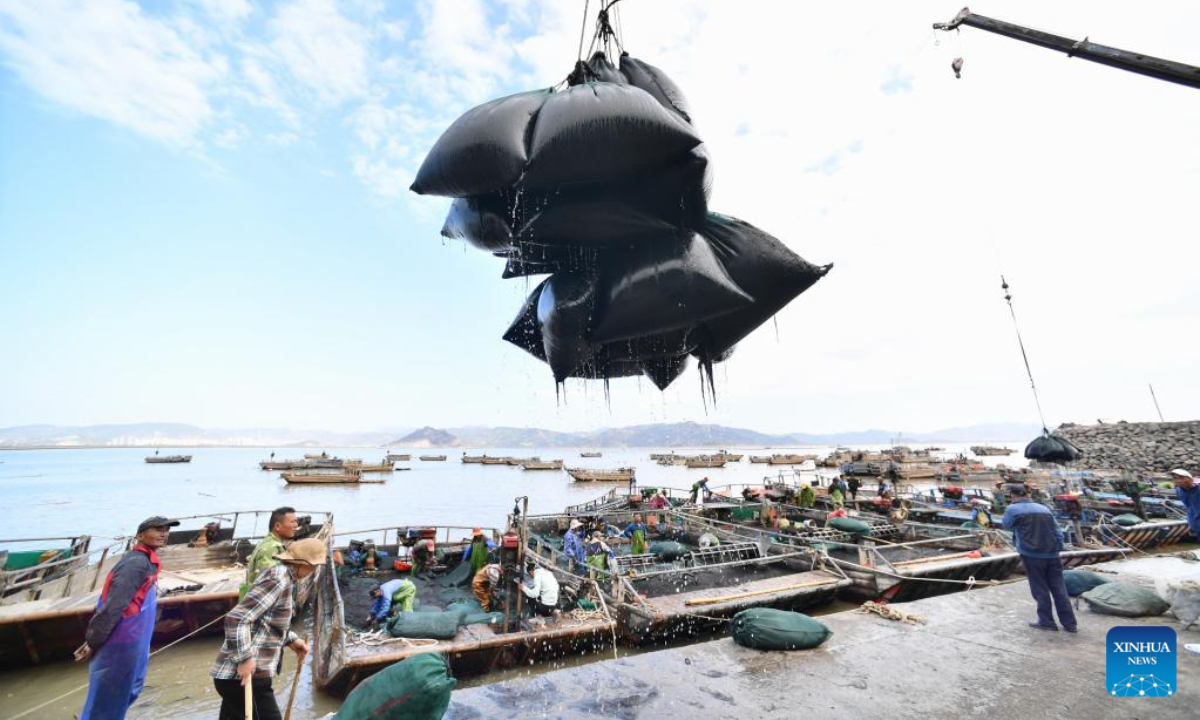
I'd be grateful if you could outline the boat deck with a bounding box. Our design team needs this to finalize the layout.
[639,568,846,617]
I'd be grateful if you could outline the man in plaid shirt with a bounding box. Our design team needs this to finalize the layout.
[211,538,325,720]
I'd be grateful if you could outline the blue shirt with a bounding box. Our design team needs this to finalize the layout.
[462,538,496,562]
[1177,485,1200,535]
[623,522,647,538]
[370,578,409,620]
[1002,500,1064,558]
[563,529,585,562]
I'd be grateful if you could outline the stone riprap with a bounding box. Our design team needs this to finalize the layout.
[1056,420,1199,473]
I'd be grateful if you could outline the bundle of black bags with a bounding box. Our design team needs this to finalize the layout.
[1024,429,1082,464]
[411,51,831,390]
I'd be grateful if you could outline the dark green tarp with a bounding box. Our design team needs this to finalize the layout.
[649,541,690,561]
[731,608,832,651]
[1081,582,1169,617]
[387,610,466,640]
[1063,569,1111,597]
[335,653,456,720]
[828,517,871,535]
[1110,514,1144,527]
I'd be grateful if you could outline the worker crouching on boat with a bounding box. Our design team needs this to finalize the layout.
[472,563,502,611]
[366,578,417,628]
[517,560,560,617]
[211,538,325,720]
[76,515,179,720]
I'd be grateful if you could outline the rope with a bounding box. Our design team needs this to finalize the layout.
[347,630,440,649]
[576,0,590,63]
[7,611,229,720]
[856,600,928,625]
[1000,276,1048,430]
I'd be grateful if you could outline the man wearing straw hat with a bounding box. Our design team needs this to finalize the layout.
[211,537,325,720]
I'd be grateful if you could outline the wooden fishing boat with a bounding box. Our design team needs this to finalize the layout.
[768,454,815,465]
[282,471,382,485]
[145,454,192,464]
[506,457,539,466]
[344,461,395,473]
[685,457,727,469]
[461,454,485,463]
[523,510,850,644]
[385,453,411,462]
[714,450,743,462]
[1093,517,1194,550]
[481,456,511,465]
[657,456,687,466]
[889,461,938,480]
[312,525,615,695]
[749,455,772,463]
[419,455,447,461]
[648,453,676,461]
[566,467,636,483]
[970,445,1014,456]
[261,457,346,471]
[521,460,564,471]
[580,452,603,458]
[0,511,332,669]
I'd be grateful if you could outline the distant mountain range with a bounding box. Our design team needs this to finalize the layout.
[0,421,1041,450]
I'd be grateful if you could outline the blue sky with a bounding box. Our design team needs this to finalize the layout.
[1,0,1198,434]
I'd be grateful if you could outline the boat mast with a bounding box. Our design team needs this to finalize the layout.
[933,7,1200,90]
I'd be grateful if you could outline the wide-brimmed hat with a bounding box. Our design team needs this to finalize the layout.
[277,538,327,566]
[1170,469,1193,480]
[472,527,484,537]
[569,519,582,530]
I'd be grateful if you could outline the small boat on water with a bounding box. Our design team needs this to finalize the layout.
[970,445,1014,456]
[714,450,744,462]
[580,451,603,458]
[480,456,511,465]
[0,511,332,669]
[657,456,687,466]
[506,457,539,466]
[282,471,383,485]
[461,454,485,463]
[145,454,192,464]
[749,455,772,463]
[521,460,564,470]
[566,467,636,483]
[686,457,727,469]
[260,456,347,471]
[312,525,615,695]
[385,453,412,462]
[768,454,815,465]
[345,460,395,473]
[420,455,447,461]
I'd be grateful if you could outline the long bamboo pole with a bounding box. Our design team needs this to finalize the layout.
[684,579,841,607]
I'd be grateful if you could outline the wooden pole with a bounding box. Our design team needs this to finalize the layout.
[244,675,253,720]
[283,633,310,720]
[684,579,840,607]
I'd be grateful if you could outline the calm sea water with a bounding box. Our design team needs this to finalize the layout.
[0,443,1026,718]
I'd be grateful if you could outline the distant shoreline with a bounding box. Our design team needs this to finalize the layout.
[0,441,1028,452]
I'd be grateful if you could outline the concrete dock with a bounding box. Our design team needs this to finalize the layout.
[446,555,1199,719]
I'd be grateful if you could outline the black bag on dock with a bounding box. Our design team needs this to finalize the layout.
[335,653,456,720]
[731,608,832,651]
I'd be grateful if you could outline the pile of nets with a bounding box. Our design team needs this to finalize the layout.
[731,608,832,650]
[335,653,455,720]
[412,46,830,393]
[1080,582,1169,617]
[1024,429,1082,464]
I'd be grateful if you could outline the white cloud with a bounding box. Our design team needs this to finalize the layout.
[189,0,252,24]
[268,0,371,105]
[0,0,227,148]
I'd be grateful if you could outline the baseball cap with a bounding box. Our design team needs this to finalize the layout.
[137,516,180,533]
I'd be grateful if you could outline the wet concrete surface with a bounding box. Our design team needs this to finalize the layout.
[447,555,1200,719]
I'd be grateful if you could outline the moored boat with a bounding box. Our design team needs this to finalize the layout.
[312,525,615,695]
[522,460,564,470]
[685,456,727,469]
[0,511,332,669]
[768,454,815,465]
[385,453,412,462]
[580,451,603,458]
[481,456,511,465]
[344,460,395,473]
[461,454,485,463]
[970,445,1014,456]
[145,454,192,464]
[419,455,447,461]
[566,467,636,483]
[749,455,772,463]
[282,471,382,485]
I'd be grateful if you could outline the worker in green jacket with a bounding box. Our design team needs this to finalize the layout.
[622,514,649,555]
[830,486,845,509]
[798,483,817,508]
[239,507,298,600]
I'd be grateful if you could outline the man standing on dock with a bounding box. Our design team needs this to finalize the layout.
[239,506,298,600]
[1172,469,1200,538]
[76,515,179,720]
[1002,485,1077,633]
[212,538,325,720]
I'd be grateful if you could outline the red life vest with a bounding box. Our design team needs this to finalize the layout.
[100,544,162,618]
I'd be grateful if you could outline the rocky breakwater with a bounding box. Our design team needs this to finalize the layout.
[1056,420,1200,472]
